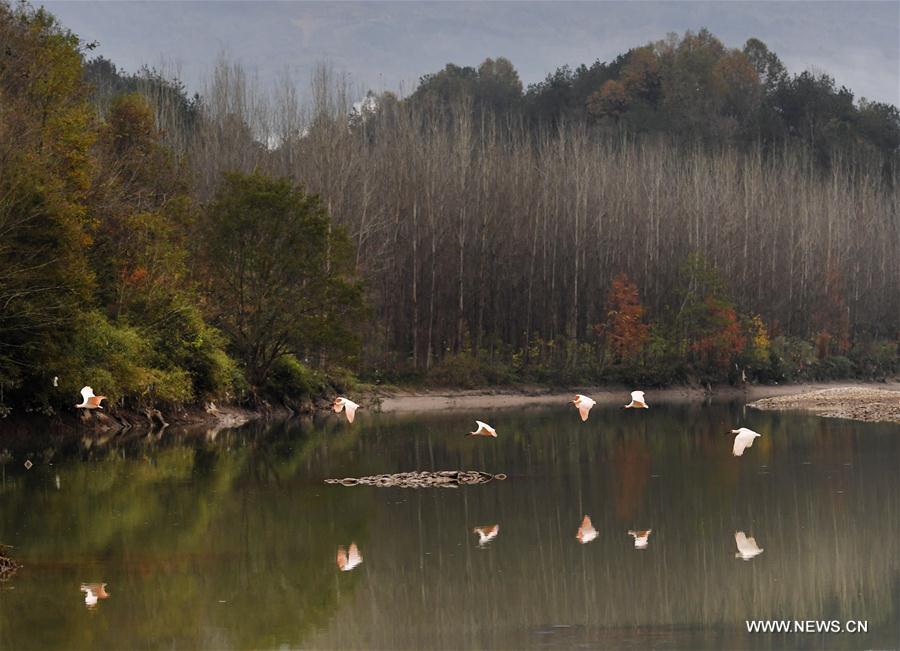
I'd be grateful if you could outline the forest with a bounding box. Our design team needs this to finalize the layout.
[1,1,898,416]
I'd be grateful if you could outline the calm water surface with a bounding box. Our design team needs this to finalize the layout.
[0,403,898,650]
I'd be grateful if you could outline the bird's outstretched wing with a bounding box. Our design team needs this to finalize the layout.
[471,420,496,436]
[474,524,499,543]
[578,403,592,422]
[733,430,756,456]
[80,386,94,402]
[345,401,358,423]
[347,543,362,567]
[735,531,763,556]
[630,391,647,407]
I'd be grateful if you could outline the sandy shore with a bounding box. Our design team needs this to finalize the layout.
[374,381,900,415]
[749,385,900,424]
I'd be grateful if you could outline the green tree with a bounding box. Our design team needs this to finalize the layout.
[196,173,362,391]
[742,38,787,94]
[88,92,233,403]
[476,57,523,114]
[0,4,95,402]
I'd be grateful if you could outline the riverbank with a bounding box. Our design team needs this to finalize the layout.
[0,401,273,445]
[748,385,900,424]
[371,381,900,414]
[3,381,898,445]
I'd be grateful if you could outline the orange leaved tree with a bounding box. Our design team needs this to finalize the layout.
[595,273,650,365]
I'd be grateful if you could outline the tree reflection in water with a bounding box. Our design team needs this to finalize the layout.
[0,405,897,650]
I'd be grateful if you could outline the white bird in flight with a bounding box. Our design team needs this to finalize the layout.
[734,531,764,560]
[473,524,500,547]
[625,391,648,409]
[628,529,652,548]
[332,397,359,423]
[83,588,97,607]
[576,515,598,544]
[337,543,363,571]
[730,427,762,456]
[80,583,108,608]
[75,387,106,410]
[571,394,596,422]
[468,420,497,437]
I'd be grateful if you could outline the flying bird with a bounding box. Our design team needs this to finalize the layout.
[628,529,652,548]
[332,397,359,423]
[572,394,596,422]
[83,587,97,608]
[80,583,109,608]
[336,543,363,571]
[473,524,500,547]
[625,391,648,409]
[469,420,497,437]
[75,387,106,410]
[734,531,764,560]
[730,427,762,456]
[576,515,598,544]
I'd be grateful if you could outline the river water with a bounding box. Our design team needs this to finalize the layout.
[0,402,897,649]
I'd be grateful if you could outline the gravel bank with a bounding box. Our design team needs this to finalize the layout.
[749,386,900,424]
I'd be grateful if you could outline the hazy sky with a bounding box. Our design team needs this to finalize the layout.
[43,1,900,106]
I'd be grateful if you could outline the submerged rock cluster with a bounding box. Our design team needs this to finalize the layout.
[325,470,506,488]
[0,546,19,583]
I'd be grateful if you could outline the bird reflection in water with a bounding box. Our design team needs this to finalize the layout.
[628,529,652,548]
[473,524,500,547]
[576,515,597,544]
[734,531,764,560]
[80,583,109,609]
[336,543,363,572]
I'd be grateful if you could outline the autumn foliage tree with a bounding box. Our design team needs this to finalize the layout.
[93,92,191,320]
[675,254,746,379]
[688,297,746,373]
[596,273,650,364]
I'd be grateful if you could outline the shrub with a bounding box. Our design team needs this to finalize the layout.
[426,353,486,388]
[326,366,359,394]
[850,340,899,379]
[803,355,855,380]
[266,355,326,402]
[62,310,194,406]
[146,305,237,399]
